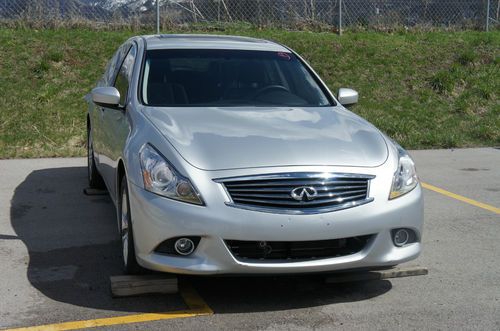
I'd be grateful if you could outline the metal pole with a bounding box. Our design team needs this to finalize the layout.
[486,0,490,32]
[156,0,160,34]
[338,0,343,35]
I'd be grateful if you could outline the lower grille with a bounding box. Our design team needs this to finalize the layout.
[225,235,373,262]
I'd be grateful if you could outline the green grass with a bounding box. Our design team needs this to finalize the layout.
[0,26,499,158]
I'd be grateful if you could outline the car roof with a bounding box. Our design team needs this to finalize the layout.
[142,34,290,52]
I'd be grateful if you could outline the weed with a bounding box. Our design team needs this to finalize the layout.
[48,50,64,62]
[456,50,477,66]
[33,59,50,77]
[430,70,455,94]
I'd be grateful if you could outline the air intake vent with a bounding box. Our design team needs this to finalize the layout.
[225,235,373,261]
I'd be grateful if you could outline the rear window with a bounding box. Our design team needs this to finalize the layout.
[141,49,332,107]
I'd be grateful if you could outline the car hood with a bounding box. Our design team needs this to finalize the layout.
[142,106,389,171]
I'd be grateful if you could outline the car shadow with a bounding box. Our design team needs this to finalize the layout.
[10,166,391,315]
[187,274,392,314]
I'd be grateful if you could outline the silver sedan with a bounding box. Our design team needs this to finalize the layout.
[85,34,423,275]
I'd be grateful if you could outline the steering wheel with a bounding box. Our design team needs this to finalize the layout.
[253,85,290,99]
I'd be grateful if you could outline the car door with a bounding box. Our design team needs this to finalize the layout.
[99,43,138,200]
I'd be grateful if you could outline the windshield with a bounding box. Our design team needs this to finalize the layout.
[141,49,332,107]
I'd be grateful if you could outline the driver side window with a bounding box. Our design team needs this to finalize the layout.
[114,44,137,107]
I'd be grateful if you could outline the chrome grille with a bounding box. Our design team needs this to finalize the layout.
[215,173,375,214]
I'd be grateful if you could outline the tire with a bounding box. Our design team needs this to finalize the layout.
[119,176,144,274]
[87,125,105,189]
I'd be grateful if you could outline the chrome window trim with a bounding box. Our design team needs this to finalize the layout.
[214,172,375,215]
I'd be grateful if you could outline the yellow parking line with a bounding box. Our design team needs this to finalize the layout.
[5,311,206,331]
[421,182,500,215]
[3,282,213,331]
[179,281,214,314]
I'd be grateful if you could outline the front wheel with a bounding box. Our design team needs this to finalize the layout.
[119,176,144,274]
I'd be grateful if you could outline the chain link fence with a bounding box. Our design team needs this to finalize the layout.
[0,0,498,31]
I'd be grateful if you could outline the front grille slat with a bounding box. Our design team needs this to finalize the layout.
[314,189,368,198]
[231,193,293,199]
[225,235,373,262]
[217,172,374,214]
[224,179,368,188]
[232,193,367,207]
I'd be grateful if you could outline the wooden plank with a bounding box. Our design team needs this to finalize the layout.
[110,275,178,297]
[83,188,108,196]
[377,267,429,279]
[325,267,428,284]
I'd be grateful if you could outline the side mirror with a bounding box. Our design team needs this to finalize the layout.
[91,87,121,108]
[337,88,358,106]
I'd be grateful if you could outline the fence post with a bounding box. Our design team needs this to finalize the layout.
[486,0,490,31]
[338,0,343,35]
[156,0,160,34]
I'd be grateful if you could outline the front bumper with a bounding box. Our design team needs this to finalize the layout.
[128,175,424,275]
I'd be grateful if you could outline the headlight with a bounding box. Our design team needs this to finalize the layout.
[389,145,419,200]
[139,144,204,205]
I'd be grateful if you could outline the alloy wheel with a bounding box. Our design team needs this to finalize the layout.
[121,188,129,266]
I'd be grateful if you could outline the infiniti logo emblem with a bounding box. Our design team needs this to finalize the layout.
[290,186,318,202]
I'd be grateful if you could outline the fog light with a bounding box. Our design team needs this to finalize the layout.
[393,229,410,247]
[174,238,195,255]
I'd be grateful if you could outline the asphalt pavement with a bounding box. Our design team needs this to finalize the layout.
[0,148,499,330]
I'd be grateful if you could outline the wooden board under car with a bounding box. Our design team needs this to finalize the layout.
[325,267,428,284]
[110,274,178,297]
